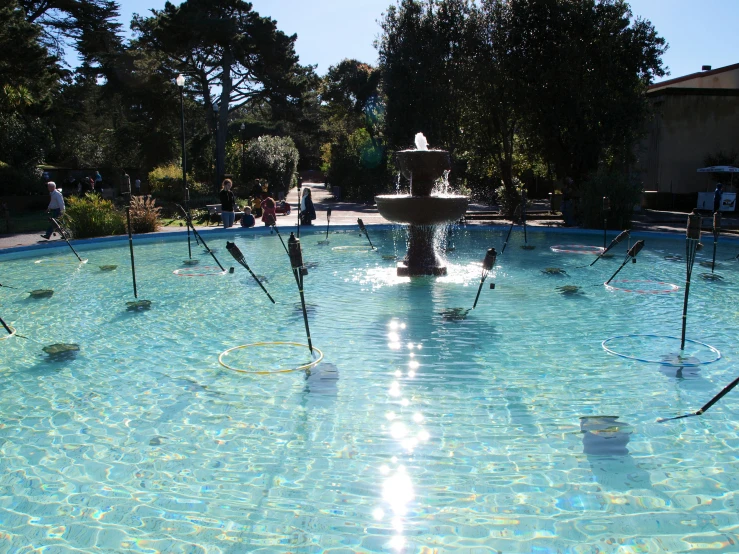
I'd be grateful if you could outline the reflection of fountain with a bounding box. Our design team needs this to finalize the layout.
[376,134,468,276]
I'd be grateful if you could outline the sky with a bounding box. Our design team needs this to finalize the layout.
[113,0,739,82]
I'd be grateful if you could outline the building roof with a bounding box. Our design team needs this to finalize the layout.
[648,63,739,92]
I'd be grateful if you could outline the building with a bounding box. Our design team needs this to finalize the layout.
[636,63,739,210]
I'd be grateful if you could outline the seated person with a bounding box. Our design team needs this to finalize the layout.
[240,206,256,228]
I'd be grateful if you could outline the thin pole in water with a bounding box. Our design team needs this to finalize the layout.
[177,205,224,271]
[659,374,739,422]
[681,211,701,350]
[126,207,138,299]
[50,218,83,262]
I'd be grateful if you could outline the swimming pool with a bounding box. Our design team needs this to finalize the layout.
[1,226,738,552]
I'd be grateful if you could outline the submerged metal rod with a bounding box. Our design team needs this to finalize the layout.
[126,207,138,299]
[501,221,514,254]
[177,205,224,271]
[271,223,290,255]
[294,268,313,353]
[0,314,13,335]
[225,241,275,303]
[659,374,739,422]
[50,218,83,262]
[680,238,699,350]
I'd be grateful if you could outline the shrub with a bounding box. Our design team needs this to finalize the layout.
[243,135,299,196]
[578,170,642,229]
[494,177,526,218]
[326,129,390,202]
[127,195,161,233]
[148,163,201,201]
[64,193,125,238]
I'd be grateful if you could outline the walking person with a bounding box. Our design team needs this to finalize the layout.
[299,187,316,226]
[714,182,724,213]
[94,170,103,194]
[219,178,236,228]
[123,172,131,197]
[40,181,65,240]
[134,177,141,195]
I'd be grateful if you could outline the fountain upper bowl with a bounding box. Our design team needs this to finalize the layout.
[396,150,452,196]
[375,194,469,225]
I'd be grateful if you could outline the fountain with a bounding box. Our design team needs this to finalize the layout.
[375,133,469,276]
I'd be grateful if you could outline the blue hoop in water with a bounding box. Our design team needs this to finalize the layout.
[602,334,721,367]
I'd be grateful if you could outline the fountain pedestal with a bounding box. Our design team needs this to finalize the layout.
[375,149,468,276]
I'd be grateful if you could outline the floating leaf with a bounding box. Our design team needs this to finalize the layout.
[99,265,117,271]
[542,267,567,275]
[126,300,152,311]
[440,307,470,321]
[29,289,54,298]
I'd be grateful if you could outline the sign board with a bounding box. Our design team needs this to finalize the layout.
[697,192,736,212]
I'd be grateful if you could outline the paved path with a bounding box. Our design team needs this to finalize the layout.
[2,182,737,251]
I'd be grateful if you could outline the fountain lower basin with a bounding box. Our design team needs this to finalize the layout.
[375,194,468,226]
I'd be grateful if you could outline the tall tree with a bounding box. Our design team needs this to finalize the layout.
[378,0,474,153]
[503,0,666,182]
[133,0,310,188]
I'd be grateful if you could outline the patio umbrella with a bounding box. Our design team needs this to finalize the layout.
[697,166,739,188]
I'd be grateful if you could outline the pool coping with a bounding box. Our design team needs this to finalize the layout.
[2,224,737,257]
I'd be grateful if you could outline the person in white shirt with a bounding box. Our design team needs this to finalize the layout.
[40,181,65,240]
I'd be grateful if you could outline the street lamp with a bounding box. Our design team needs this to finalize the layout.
[176,74,193,260]
[212,102,219,189]
[240,122,245,185]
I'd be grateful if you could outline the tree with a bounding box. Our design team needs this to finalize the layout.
[133,0,310,189]
[502,0,666,182]
[0,0,62,113]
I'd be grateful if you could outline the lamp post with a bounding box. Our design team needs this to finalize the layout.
[212,102,219,190]
[176,74,193,259]
[240,123,246,185]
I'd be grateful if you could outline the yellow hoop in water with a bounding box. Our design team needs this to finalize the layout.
[219,341,323,374]
[0,326,17,341]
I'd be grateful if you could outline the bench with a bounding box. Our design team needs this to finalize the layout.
[205,204,244,225]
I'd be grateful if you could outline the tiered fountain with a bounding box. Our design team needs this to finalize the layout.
[375,133,469,276]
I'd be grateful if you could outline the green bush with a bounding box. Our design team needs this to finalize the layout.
[494,177,525,218]
[64,193,125,238]
[578,170,642,229]
[127,195,161,233]
[326,129,389,202]
[148,163,203,200]
[243,135,299,196]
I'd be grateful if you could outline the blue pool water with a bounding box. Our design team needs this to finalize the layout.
[1,226,739,552]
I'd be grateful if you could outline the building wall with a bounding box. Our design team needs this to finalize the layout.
[635,90,739,195]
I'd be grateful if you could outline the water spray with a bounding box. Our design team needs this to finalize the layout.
[49,217,84,262]
[357,218,375,250]
[582,229,631,268]
[225,241,275,303]
[680,211,701,350]
[176,205,225,271]
[659,373,739,422]
[317,208,332,245]
[605,240,645,285]
[472,247,497,309]
[711,212,720,273]
[288,232,313,353]
[602,196,610,249]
